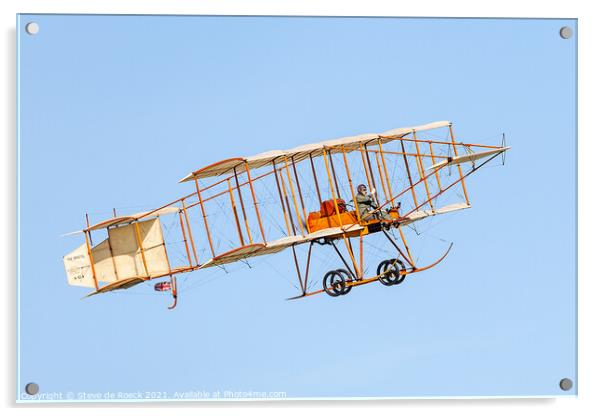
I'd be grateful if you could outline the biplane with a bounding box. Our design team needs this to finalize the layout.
[63,121,509,309]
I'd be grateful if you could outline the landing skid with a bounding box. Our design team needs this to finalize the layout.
[287,242,453,300]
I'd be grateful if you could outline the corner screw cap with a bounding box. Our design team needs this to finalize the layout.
[559,378,573,391]
[559,26,572,39]
[25,383,39,395]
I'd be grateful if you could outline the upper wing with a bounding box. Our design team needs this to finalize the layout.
[63,206,179,235]
[179,121,451,182]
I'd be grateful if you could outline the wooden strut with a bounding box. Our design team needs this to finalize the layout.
[133,220,150,278]
[105,232,120,281]
[310,152,332,227]
[449,124,471,205]
[291,157,309,234]
[322,142,492,160]
[330,241,357,280]
[159,218,174,277]
[373,140,392,204]
[428,140,443,193]
[341,146,362,223]
[399,139,419,209]
[194,178,216,258]
[181,201,199,265]
[382,228,413,266]
[361,148,448,159]
[244,162,267,244]
[279,170,298,236]
[308,153,323,203]
[285,158,306,236]
[233,168,253,244]
[322,148,361,278]
[98,210,120,281]
[359,235,364,278]
[302,241,313,293]
[327,150,342,199]
[359,145,374,192]
[273,160,292,236]
[412,130,435,212]
[291,245,305,292]
[178,209,193,267]
[85,213,93,245]
[378,134,502,149]
[376,138,414,266]
[362,143,381,206]
[84,229,99,291]
[227,178,245,246]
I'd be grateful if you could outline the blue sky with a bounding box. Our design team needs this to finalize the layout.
[17,15,576,400]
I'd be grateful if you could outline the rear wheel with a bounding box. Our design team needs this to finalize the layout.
[323,270,348,297]
[335,268,353,295]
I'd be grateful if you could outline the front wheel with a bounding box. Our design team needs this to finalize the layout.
[376,259,406,286]
[389,259,406,285]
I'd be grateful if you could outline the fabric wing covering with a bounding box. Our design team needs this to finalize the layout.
[63,218,170,289]
[180,121,451,181]
[199,202,471,269]
[107,217,170,279]
[199,224,364,268]
[86,206,179,231]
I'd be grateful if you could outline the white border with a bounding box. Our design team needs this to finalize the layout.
[4,1,600,414]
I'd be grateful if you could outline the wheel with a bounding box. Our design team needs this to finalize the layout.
[323,271,339,297]
[377,259,397,286]
[376,260,392,286]
[377,259,406,286]
[388,259,406,285]
[331,271,348,296]
[323,270,348,297]
[335,268,354,295]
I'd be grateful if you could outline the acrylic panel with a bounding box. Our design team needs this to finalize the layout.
[17,15,577,402]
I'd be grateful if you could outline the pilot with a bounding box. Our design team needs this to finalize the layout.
[355,184,390,221]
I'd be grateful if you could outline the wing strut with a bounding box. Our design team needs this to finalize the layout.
[328,240,357,280]
[382,229,414,267]
[290,241,316,297]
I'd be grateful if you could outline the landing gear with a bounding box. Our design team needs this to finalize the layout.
[376,259,406,286]
[323,268,354,297]
[322,258,407,296]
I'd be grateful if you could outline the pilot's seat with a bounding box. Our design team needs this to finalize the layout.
[306,199,358,233]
